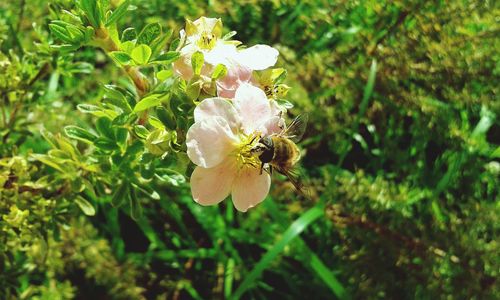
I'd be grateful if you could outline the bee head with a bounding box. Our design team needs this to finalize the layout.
[258,136,273,149]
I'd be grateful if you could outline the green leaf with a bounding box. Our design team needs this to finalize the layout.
[155,169,186,186]
[491,146,500,158]
[137,22,162,45]
[120,40,136,53]
[105,0,130,26]
[75,195,96,216]
[109,51,132,65]
[77,104,102,114]
[133,125,149,139]
[130,44,152,65]
[191,51,204,76]
[31,154,66,173]
[133,94,161,112]
[156,106,176,130]
[115,127,129,146]
[49,24,73,43]
[112,113,137,126]
[211,64,227,80]
[231,206,325,299]
[150,29,173,56]
[93,138,118,151]
[148,116,165,129]
[222,31,237,40]
[103,84,132,112]
[96,117,114,140]
[64,126,97,144]
[152,51,180,64]
[78,0,102,28]
[156,69,173,81]
[129,187,142,220]
[111,181,129,207]
[169,37,180,51]
[121,28,137,42]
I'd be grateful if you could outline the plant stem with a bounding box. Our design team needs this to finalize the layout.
[95,27,149,96]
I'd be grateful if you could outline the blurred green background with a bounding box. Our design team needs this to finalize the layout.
[0,0,498,299]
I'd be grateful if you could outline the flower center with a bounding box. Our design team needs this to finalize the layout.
[197,32,217,50]
[233,133,261,169]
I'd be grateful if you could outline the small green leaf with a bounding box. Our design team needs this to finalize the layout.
[96,117,114,140]
[121,27,137,42]
[103,84,132,112]
[133,94,161,112]
[137,22,162,45]
[191,51,204,75]
[31,154,66,173]
[156,69,173,81]
[49,24,73,43]
[112,113,137,126]
[211,64,227,80]
[77,104,102,114]
[152,51,180,64]
[111,181,129,207]
[64,126,97,143]
[155,169,186,186]
[120,40,136,53]
[491,146,500,158]
[115,128,129,146]
[156,106,176,130]
[109,51,132,65]
[129,187,142,220]
[78,0,102,28]
[75,196,96,216]
[105,0,130,26]
[93,138,118,151]
[169,38,180,51]
[222,31,237,40]
[133,125,149,139]
[131,44,152,65]
[148,116,165,129]
[150,29,173,56]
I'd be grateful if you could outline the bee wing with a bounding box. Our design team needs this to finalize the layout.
[282,114,308,143]
[275,165,311,199]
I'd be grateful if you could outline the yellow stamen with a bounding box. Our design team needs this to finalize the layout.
[232,133,261,169]
[197,32,217,50]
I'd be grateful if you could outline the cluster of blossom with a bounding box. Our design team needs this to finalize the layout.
[173,17,291,212]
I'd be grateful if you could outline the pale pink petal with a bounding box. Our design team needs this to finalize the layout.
[204,43,238,66]
[233,84,272,134]
[190,160,237,206]
[186,117,237,168]
[216,63,252,99]
[238,45,279,70]
[261,116,285,135]
[217,84,238,99]
[231,166,271,212]
[194,98,241,132]
[173,43,197,80]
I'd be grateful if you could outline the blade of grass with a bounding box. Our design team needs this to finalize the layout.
[231,205,324,300]
[338,59,377,167]
[307,244,348,299]
[265,200,348,299]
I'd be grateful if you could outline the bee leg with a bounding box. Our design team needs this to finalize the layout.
[260,162,265,175]
[248,134,259,145]
[269,165,273,175]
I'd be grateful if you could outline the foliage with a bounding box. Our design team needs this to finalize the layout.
[1,0,498,299]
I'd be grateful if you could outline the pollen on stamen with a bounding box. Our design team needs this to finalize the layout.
[197,32,217,50]
[233,133,261,169]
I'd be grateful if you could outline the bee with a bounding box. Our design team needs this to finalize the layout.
[251,114,308,192]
